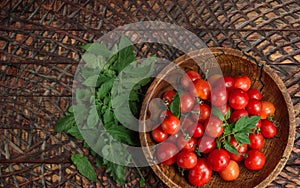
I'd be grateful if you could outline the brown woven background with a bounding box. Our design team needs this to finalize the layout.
[0,0,299,187]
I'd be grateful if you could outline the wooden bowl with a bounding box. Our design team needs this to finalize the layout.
[139,48,296,188]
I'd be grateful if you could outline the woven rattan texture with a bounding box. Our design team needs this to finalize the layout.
[0,0,299,187]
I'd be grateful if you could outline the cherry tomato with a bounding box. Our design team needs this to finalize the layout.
[151,126,168,143]
[255,119,262,129]
[161,114,180,135]
[207,148,230,172]
[162,90,176,105]
[249,133,264,150]
[219,160,240,181]
[229,109,248,122]
[190,79,211,100]
[216,104,231,116]
[213,76,235,91]
[229,88,249,110]
[234,76,251,91]
[260,101,275,119]
[261,119,277,138]
[181,70,201,90]
[244,150,266,170]
[229,137,248,162]
[198,136,216,154]
[192,103,211,122]
[180,92,195,113]
[176,151,197,169]
[246,99,262,116]
[211,86,228,107]
[181,116,197,132]
[168,132,180,143]
[204,116,224,138]
[187,122,204,138]
[156,142,179,165]
[247,89,262,100]
[188,158,212,186]
[159,110,172,122]
[176,135,197,152]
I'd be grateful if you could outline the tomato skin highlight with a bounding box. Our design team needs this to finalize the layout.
[161,115,180,135]
[192,103,211,122]
[249,133,265,150]
[244,150,266,171]
[229,88,249,110]
[176,151,197,169]
[261,119,277,138]
[180,92,195,113]
[156,142,179,165]
[233,76,251,91]
[247,89,262,100]
[188,158,212,186]
[246,99,262,116]
[219,160,240,181]
[190,79,211,100]
[198,136,216,154]
[151,126,168,143]
[207,148,231,172]
[204,116,224,138]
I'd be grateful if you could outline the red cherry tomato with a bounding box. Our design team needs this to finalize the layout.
[229,88,249,110]
[198,136,216,154]
[176,135,197,152]
[229,137,248,162]
[229,109,248,122]
[180,92,195,113]
[187,122,204,138]
[234,76,251,91]
[188,158,212,186]
[244,150,266,170]
[161,114,180,135]
[260,101,275,119]
[255,119,262,129]
[190,79,211,100]
[211,86,228,107]
[176,151,197,169]
[181,70,201,90]
[162,90,176,105]
[260,119,277,138]
[219,160,240,181]
[204,116,224,138]
[247,89,262,100]
[207,148,230,172]
[249,133,264,150]
[159,110,172,122]
[156,142,179,165]
[214,76,235,91]
[246,99,262,116]
[192,103,211,122]
[151,126,168,143]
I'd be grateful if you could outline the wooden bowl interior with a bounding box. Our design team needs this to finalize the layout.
[139,48,293,188]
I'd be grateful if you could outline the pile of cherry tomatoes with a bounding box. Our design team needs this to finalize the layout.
[152,70,278,186]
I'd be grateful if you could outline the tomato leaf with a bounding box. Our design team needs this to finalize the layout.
[223,141,239,155]
[169,93,181,118]
[71,154,97,182]
[212,107,225,121]
[54,113,75,133]
[225,108,231,120]
[234,132,250,145]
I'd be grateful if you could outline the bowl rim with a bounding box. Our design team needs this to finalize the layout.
[139,47,296,188]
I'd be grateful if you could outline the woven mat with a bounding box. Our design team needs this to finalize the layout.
[0,0,299,187]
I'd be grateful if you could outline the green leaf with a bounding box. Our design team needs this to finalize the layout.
[234,132,250,145]
[80,43,92,50]
[106,125,137,145]
[216,139,222,149]
[233,116,260,133]
[83,75,99,87]
[66,125,83,140]
[104,159,126,186]
[225,108,231,120]
[112,36,135,73]
[212,107,225,121]
[96,77,115,99]
[169,93,180,118]
[223,141,239,155]
[71,154,97,182]
[86,43,112,58]
[87,108,99,128]
[223,125,232,135]
[54,114,75,133]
